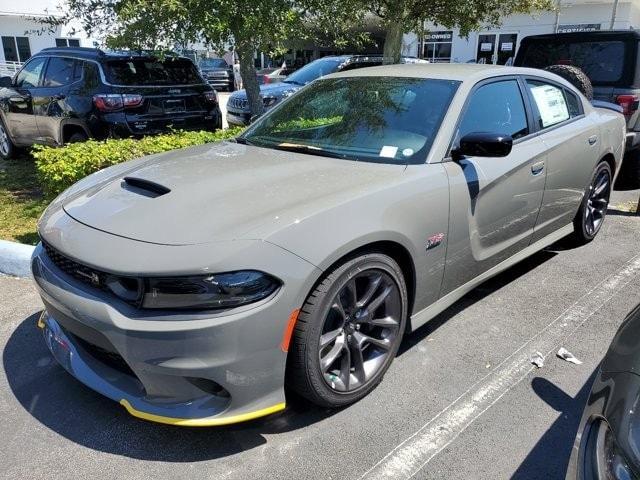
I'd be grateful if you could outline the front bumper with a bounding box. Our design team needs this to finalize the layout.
[31,232,319,425]
[226,109,251,127]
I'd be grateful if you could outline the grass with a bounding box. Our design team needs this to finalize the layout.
[0,155,47,245]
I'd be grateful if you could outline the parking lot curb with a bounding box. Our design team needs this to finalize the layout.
[0,240,34,278]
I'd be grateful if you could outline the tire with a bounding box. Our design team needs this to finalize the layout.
[0,118,16,159]
[67,132,88,144]
[570,161,612,245]
[544,64,593,100]
[287,252,408,407]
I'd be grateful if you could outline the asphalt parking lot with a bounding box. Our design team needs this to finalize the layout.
[1,189,639,480]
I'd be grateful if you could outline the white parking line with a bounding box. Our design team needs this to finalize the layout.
[361,254,640,480]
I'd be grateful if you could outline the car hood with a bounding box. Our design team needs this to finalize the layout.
[232,82,301,100]
[61,141,404,246]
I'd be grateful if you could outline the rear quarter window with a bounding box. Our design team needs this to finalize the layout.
[519,41,627,84]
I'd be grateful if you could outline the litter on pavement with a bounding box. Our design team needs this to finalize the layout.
[530,352,545,368]
[557,347,583,365]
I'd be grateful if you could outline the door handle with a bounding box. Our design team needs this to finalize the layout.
[588,135,598,145]
[531,161,545,176]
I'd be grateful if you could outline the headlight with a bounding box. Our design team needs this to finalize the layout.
[263,96,278,107]
[141,271,280,310]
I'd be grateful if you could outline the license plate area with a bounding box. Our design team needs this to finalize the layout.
[163,99,186,113]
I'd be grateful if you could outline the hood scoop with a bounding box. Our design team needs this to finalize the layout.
[122,176,171,198]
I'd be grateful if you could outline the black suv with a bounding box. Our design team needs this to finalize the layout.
[514,30,640,152]
[0,47,222,158]
[198,58,234,91]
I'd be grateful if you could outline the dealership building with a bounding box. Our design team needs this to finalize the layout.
[403,0,640,64]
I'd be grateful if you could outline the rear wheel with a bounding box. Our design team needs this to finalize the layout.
[0,119,15,159]
[287,253,407,407]
[571,161,612,245]
[66,131,88,144]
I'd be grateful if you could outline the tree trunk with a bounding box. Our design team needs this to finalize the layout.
[236,43,264,118]
[382,19,405,65]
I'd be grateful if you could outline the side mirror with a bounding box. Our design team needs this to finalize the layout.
[0,76,12,88]
[452,132,513,159]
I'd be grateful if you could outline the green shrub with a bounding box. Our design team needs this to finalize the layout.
[33,127,244,197]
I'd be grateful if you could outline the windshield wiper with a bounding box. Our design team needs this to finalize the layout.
[273,142,347,159]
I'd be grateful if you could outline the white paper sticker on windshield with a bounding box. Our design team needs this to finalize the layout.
[530,84,570,128]
[379,146,398,158]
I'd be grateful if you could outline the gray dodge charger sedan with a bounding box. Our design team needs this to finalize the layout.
[31,64,626,426]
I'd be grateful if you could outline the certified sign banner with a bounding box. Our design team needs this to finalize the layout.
[557,23,601,33]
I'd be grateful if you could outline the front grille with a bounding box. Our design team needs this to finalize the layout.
[228,97,249,110]
[43,242,108,291]
[207,71,228,78]
[42,242,143,305]
[73,334,137,377]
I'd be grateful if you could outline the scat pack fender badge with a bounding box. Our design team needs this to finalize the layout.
[426,232,445,251]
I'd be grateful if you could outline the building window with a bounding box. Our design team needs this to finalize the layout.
[422,31,453,63]
[2,36,31,63]
[55,38,81,48]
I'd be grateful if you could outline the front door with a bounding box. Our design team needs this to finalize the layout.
[476,34,518,65]
[4,56,46,144]
[476,34,496,64]
[441,78,547,295]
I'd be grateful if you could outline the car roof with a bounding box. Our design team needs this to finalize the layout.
[37,47,193,62]
[326,63,556,82]
[520,29,640,42]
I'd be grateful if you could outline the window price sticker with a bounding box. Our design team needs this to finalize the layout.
[530,85,570,127]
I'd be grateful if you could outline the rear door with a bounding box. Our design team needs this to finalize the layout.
[4,56,47,144]
[441,77,547,295]
[34,56,83,145]
[523,78,601,242]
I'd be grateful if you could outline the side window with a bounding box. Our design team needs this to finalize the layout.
[43,57,77,87]
[526,80,570,129]
[563,88,582,118]
[14,57,46,88]
[457,80,529,140]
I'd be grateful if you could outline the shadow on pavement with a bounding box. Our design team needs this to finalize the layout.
[2,312,335,462]
[511,371,597,479]
[400,248,558,354]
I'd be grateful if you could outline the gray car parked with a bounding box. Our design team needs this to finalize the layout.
[32,64,625,426]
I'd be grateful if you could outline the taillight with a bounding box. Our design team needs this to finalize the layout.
[93,94,143,112]
[615,94,639,115]
[263,75,271,84]
[203,91,218,104]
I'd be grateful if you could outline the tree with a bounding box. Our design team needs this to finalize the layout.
[43,0,369,116]
[371,0,555,64]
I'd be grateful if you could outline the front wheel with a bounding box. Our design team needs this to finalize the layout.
[571,161,612,245]
[287,252,408,407]
[0,118,16,159]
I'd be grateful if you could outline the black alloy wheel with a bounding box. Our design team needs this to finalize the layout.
[287,252,407,407]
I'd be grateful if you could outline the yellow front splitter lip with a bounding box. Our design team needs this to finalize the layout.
[119,399,286,427]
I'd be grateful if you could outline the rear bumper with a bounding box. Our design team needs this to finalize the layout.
[30,234,318,425]
[95,108,223,138]
[206,78,234,90]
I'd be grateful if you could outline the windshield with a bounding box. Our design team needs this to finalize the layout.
[242,76,460,164]
[103,58,203,85]
[199,58,228,69]
[284,58,344,85]
[519,40,627,84]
